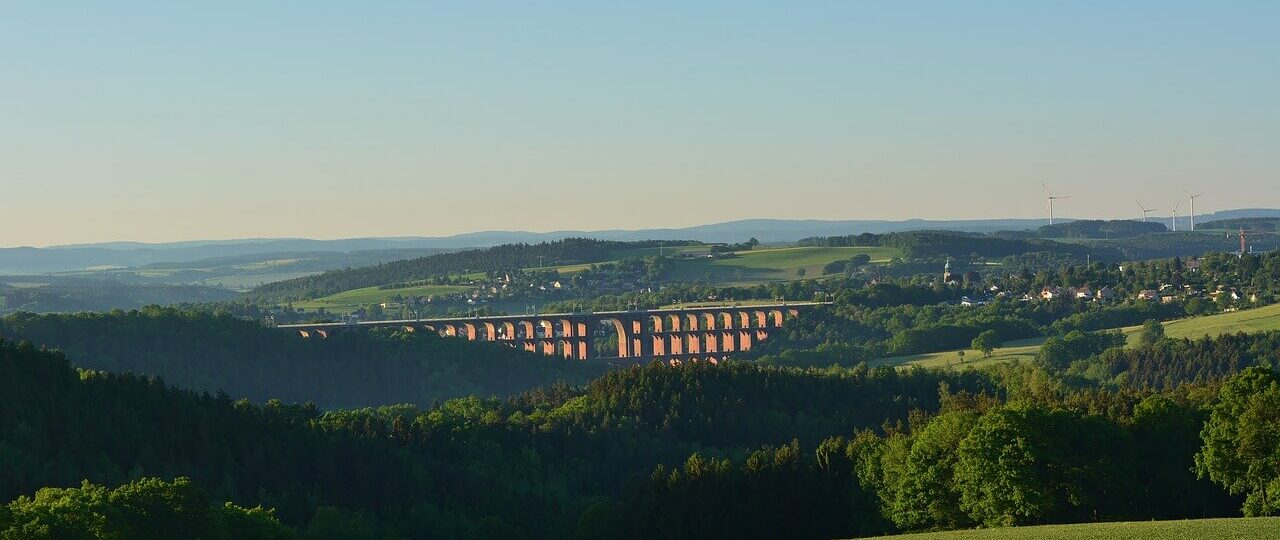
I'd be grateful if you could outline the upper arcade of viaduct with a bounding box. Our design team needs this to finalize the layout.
[277,302,829,363]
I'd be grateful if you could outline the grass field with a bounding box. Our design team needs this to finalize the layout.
[294,284,470,311]
[611,245,716,259]
[307,245,901,311]
[870,337,1046,370]
[874,303,1280,370]
[854,517,1280,540]
[666,246,900,284]
[1157,302,1280,340]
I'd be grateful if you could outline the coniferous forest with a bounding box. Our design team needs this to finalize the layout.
[4,307,1280,538]
[0,307,603,409]
[10,2,1280,537]
[3,248,1280,538]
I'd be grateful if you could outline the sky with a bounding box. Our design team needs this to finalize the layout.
[2,1,1277,247]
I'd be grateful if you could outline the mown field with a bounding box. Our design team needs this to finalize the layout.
[665,246,900,284]
[869,337,1045,370]
[875,302,1280,370]
[293,284,471,311]
[301,245,901,312]
[1158,302,1280,339]
[854,517,1280,540]
[611,244,716,259]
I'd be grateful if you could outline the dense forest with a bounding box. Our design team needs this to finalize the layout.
[745,250,1280,368]
[1037,219,1167,239]
[0,477,291,539]
[795,228,1271,265]
[1,338,987,538]
[1059,331,1280,389]
[742,281,1182,368]
[797,230,1119,260]
[7,241,1280,537]
[1199,217,1280,232]
[0,308,601,408]
[8,325,1280,538]
[249,239,691,302]
[1098,231,1280,260]
[0,279,237,315]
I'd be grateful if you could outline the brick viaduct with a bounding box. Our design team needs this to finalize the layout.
[277,302,828,363]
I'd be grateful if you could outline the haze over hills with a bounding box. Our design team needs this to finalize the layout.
[5,209,1279,276]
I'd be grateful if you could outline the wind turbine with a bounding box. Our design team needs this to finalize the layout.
[1186,191,1205,231]
[1042,182,1070,225]
[1169,200,1180,232]
[1136,200,1158,222]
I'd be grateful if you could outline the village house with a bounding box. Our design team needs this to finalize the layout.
[1041,286,1076,300]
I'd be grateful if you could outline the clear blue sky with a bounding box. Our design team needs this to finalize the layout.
[2,1,1277,246]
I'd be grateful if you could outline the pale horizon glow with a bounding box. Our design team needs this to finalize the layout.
[2,2,1277,247]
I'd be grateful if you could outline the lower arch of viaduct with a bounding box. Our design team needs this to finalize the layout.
[290,305,814,364]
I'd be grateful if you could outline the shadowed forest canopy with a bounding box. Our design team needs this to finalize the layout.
[5,252,1280,537]
[4,319,1280,537]
[1199,217,1280,232]
[0,477,292,539]
[797,230,1122,261]
[0,338,989,538]
[1037,219,1167,239]
[0,308,602,408]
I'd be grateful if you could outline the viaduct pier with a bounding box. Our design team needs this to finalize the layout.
[276,302,828,364]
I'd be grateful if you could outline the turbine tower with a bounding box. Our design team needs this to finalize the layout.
[1042,182,1070,225]
[1136,200,1158,222]
[1186,191,1205,231]
[1169,200,1180,232]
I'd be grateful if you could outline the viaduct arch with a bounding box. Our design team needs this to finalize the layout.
[277,302,827,364]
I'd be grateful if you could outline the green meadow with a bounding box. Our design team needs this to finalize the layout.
[874,302,1280,370]
[854,517,1280,540]
[665,246,900,284]
[305,245,901,311]
[1157,302,1280,339]
[293,284,471,311]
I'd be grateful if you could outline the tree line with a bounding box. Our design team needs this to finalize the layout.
[0,337,986,538]
[797,230,1121,261]
[8,322,1280,537]
[0,307,602,409]
[249,238,695,302]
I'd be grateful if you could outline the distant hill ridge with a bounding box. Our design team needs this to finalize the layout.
[5,209,1279,275]
[1198,217,1280,232]
[248,238,683,301]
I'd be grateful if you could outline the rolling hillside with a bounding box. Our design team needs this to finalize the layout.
[1157,302,1280,339]
[14,209,1276,274]
[854,517,1280,540]
[293,245,900,312]
[292,284,472,311]
[875,303,1280,370]
[665,246,899,283]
